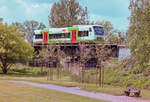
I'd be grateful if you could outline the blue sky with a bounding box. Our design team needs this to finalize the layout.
[0,0,130,32]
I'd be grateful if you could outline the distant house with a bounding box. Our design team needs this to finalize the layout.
[118,45,131,61]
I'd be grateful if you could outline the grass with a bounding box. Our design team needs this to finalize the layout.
[0,80,108,102]
[0,73,125,95]
[8,65,49,77]
[1,76,150,100]
[82,84,124,95]
[0,64,150,101]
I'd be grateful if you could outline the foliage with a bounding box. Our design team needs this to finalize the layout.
[10,65,48,76]
[78,42,93,65]
[36,45,66,80]
[49,0,89,27]
[121,74,150,88]
[0,23,34,74]
[106,34,120,44]
[78,42,96,83]
[37,45,65,64]
[95,45,111,64]
[37,47,55,63]
[71,64,150,89]
[127,0,150,71]
[0,17,3,23]
[12,21,46,44]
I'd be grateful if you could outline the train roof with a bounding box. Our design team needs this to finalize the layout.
[72,25,104,27]
[44,25,104,30]
[34,25,104,34]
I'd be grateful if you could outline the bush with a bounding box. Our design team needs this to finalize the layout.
[71,74,81,82]
[120,74,150,88]
[104,68,121,86]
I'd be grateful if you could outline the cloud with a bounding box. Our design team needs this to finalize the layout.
[0,0,130,31]
[0,6,9,15]
[79,0,130,31]
[80,0,130,17]
[0,0,53,26]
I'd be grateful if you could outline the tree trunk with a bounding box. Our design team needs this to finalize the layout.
[102,65,104,88]
[47,68,49,80]
[41,67,43,74]
[2,67,8,74]
[56,67,59,80]
[82,67,85,83]
[50,67,53,80]
[41,64,43,74]
[59,68,62,80]
[2,63,8,74]
[96,67,98,86]
[99,66,101,87]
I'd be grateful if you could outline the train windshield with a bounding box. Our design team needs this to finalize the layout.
[93,26,104,35]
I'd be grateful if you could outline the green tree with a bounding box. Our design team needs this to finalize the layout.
[37,45,65,80]
[37,45,58,80]
[107,34,120,44]
[95,45,111,87]
[0,23,34,74]
[13,21,46,44]
[127,0,150,72]
[0,17,3,23]
[78,42,92,83]
[49,0,89,27]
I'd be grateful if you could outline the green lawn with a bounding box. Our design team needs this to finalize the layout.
[0,64,150,101]
[0,80,108,102]
[1,75,150,100]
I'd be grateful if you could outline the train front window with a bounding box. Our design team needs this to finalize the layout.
[93,26,104,35]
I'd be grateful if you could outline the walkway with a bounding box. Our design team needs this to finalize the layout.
[11,81,150,102]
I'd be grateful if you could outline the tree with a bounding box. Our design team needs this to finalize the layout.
[0,18,3,23]
[95,45,111,87]
[13,21,46,44]
[127,0,150,72]
[78,42,111,86]
[106,34,120,44]
[49,0,89,27]
[37,46,57,80]
[0,23,34,74]
[37,44,65,80]
[78,42,92,83]
[36,48,51,74]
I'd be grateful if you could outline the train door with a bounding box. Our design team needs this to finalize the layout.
[71,30,77,43]
[43,32,48,44]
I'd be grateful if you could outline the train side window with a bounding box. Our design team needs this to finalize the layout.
[78,31,89,37]
[61,34,65,38]
[89,28,92,32]
[84,31,88,36]
[35,34,43,39]
[49,33,71,39]
[65,33,70,38]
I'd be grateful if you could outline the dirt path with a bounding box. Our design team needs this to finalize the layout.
[11,81,150,102]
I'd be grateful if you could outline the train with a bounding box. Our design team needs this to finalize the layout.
[33,25,105,45]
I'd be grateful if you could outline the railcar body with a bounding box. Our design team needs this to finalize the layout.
[33,25,105,45]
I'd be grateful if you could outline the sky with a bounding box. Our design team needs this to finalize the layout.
[0,0,130,32]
